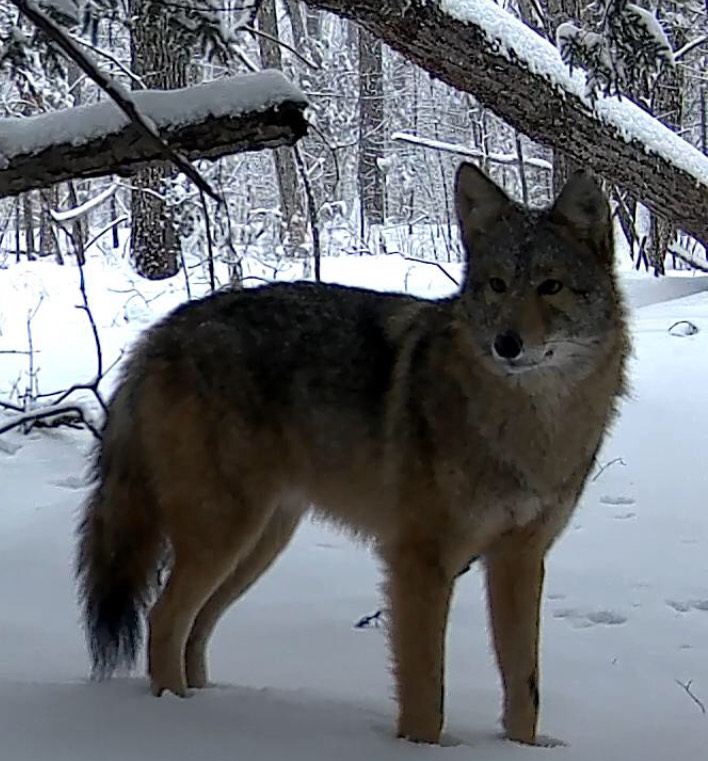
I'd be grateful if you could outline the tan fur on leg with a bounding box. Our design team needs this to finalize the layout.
[485,534,546,744]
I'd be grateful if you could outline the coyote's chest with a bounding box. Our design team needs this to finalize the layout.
[433,394,601,534]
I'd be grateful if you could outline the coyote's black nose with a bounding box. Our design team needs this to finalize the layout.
[493,330,523,360]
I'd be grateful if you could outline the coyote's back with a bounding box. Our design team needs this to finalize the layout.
[76,163,628,747]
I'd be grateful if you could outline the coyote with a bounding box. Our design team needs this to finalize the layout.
[76,163,628,746]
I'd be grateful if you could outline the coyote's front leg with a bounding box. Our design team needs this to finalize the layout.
[485,533,547,745]
[384,543,455,744]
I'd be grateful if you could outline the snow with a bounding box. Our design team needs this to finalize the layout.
[50,183,117,223]
[627,4,674,65]
[391,131,553,172]
[0,71,307,167]
[438,0,708,189]
[1,251,708,760]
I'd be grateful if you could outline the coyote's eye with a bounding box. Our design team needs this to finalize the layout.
[538,279,563,295]
[489,278,507,294]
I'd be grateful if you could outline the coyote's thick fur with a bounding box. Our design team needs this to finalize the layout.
[76,163,628,745]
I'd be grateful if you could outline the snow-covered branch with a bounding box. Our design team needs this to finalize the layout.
[305,0,708,246]
[0,72,308,197]
[391,131,552,172]
[10,0,222,201]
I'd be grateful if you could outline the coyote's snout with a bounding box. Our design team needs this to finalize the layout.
[76,162,628,746]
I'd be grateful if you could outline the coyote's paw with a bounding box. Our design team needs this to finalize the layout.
[149,675,189,698]
[504,731,566,748]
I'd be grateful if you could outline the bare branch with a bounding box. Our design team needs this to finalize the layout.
[675,679,707,715]
[592,457,626,482]
[0,403,101,439]
[404,256,459,287]
[244,25,320,70]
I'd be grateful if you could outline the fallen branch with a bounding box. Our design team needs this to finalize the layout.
[0,403,101,439]
[0,72,308,197]
[675,679,706,715]
[668,247,708,274]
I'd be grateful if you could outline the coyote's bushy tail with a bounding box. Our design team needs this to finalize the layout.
[75,380,162,679]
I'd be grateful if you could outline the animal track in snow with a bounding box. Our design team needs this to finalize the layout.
[666,599,708,614]
[553,607,628,628]
[613,511,636,520]
[51,475,87,490]
[600,495,636,506]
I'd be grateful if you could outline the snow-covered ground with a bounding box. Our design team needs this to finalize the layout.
[1,253,707,760]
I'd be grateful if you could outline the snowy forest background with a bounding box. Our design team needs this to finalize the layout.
[0,0,707,427]
[1,0,707,284]
[1,5,708,757]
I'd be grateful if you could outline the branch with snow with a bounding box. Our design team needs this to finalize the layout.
[0,402,101,439]
[0,71,308,197]
[392,131,552,172]
[305,0,708,247]
[10,0,225,201]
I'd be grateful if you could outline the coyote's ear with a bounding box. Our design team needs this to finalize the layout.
[551,171,613,262]
[455,162,512,248]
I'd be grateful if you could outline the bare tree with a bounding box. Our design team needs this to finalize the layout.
[357,25,385,236]
[258,0,308,261]
[128,0,191,280]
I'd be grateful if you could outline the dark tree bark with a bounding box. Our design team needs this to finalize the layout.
[358,25,385,234]
[304,0,708,247]
[22,192,35,261]
[129,0,191,280]
[66,181,86,265]
[258,0,308,259]
[38,186,61,264]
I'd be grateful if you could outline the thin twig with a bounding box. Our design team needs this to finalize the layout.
[669,247,708,273]
[10,0,221,203]
[244,25,319,70]
[76,257,108,414]
[591,457,626,482]
[0,403,101,439]
[199,187,217,292]
[293,145,321,282]
[68,32,145,88]
[403,256,459,286]
[0,400,23,412]
[675,679,706,715]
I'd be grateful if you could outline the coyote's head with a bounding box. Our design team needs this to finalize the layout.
[455,162,622,384]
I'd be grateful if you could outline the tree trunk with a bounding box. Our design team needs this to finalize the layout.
[22,192,35,261]
[129,0,190,280]
[39,186,62,264]
[66,181,86,265]
[357,25,385,236]
[258,0,308,261]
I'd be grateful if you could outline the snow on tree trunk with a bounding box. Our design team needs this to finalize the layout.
[129,0,188,280]
[357,25,385,236]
